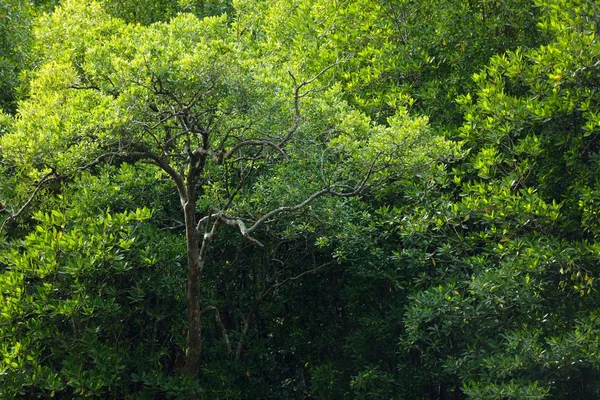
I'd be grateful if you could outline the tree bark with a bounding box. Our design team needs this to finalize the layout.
[181,200,203,377]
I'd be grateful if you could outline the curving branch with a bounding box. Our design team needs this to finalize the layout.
[195,150,378,246]
[118,140,188,203]
[245,154,378,234]
[244,188,331,235]
[223,139,289,161]
[200,306,232,354]
[0,171,58,236]
[292,60,344,94]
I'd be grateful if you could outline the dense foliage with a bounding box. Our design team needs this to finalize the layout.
[1,0,599,398]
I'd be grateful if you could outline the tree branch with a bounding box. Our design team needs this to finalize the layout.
[196,151,377,247]
[235,260,334,360]
[0,171,58,235]
[223,140,289,161]
[118,140,187,203]
[218,216,266,247]
[245,188,331,234]
[281,60,345,147]
[200,306,232,354]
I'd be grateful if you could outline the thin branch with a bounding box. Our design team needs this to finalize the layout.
[281,60,345,147]
[272,261,334,293]
[198,159,376,246]
[222,147,262,212]
[0,171,57,235]
[215,124,252,156]
[245,188,331,234]
[295,60,345,92]
[196,213,219,232]
[297,85,328,99]
[158,220,185,231]
[232,154,266,164]
[67,84,101,91]
[200,306,232,354]
[199,217,221,262]
[149,72,184,109]
[235,260,334,360]
[133,111,178,132]
[163,129,189,150]
[120,140,187,202]
[78,151,122,170]
[83,139,189,206]
[223,140,289,161]
[206,188,330,248]
[218,216,266,247]
[328,154,380,197]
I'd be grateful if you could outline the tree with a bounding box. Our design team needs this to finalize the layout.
[0,0,449,381]
[0,0,33,114]
[398,0,600,398]
[99,0,232,25]
[235,0,543,127]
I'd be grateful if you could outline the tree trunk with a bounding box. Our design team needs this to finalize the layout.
[182,201,203,377]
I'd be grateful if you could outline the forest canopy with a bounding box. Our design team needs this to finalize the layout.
[0,0,599,398]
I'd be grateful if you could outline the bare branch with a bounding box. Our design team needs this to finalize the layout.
[164,129,190,150]
[246,188,331,235]
[195,149,377,249]
[297,85,328,99]
[200,306,231,354]
[149,72,184,109]
[80,139,189,205]
[133,111,178,132]
[328,153,380,197]
[222,148,261,212]
[196,213,219,232]
[215,124,252,156]
[217,216,264,247]
[198,216,222,267]
[78,152,121,170]
[271,261,334,294]
[205,188,330,248]
[119,140,187,202]
[68,84,101,91]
